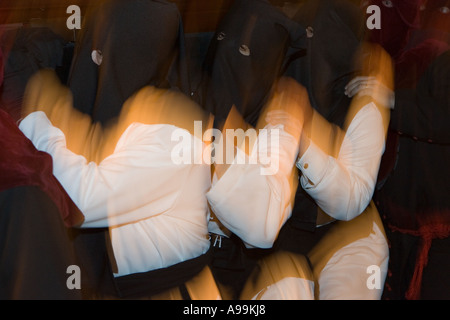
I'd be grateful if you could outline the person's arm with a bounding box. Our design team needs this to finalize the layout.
[296,102,386,221]
[19,111,196,228]
[207,79,307,248]
[207,121,299,248]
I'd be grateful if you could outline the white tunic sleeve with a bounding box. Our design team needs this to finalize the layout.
[296,102,385,221]
[19,111,197,228]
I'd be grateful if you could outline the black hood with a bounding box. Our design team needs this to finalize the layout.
[285,0,366,127]
[67,0,189,126]
[197,0,307,127]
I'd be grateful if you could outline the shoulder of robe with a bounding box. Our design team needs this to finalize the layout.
[117,86,212,137]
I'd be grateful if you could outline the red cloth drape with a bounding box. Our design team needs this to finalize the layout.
[0,109,84,227]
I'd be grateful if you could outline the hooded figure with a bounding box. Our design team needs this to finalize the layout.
[67,0,190,126]
[375,49,450,300]
[262,0,391,300]
[196,0,307,128]
[421,0,450,37]
[202,0,391,300]
[409,0,450,47]
[191,0,308,299]
[53,0,193,299]
[283,0,367,235]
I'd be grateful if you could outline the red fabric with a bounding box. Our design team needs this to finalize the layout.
[0,109,84,227]
[422,0,450,34]
[0,46,3,88]
[386,199,450,300]
[363,0,422,59]
[389,219,450,300]
[396,38,450,88]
